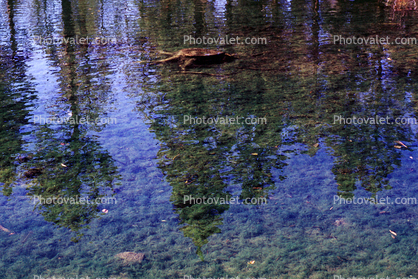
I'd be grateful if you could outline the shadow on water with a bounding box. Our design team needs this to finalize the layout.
[1,0,121,242]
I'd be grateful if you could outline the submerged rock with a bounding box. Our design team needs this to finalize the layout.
[115,252,145,264]
[334,218,349,227]
[23,168,43,178]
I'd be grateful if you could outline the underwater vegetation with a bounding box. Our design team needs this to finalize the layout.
[2,0,418,278]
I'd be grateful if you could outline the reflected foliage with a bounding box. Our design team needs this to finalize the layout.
[1,0,121,241]
[2,0,418,264]
[135,71,295,258]
[24,124,120,241]
[125,0,418,256]
[0,67,35,195]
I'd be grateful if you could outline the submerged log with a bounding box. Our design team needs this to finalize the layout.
[142,48,235,70]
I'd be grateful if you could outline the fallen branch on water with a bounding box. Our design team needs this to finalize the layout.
[180,71,235,77]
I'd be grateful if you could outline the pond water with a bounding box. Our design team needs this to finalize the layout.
[2,0,418,278]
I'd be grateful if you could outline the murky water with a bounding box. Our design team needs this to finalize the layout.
[2,0,418,278]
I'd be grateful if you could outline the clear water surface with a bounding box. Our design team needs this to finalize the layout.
[2,0,418,278]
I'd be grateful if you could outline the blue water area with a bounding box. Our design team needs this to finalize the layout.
[2,0,418,278]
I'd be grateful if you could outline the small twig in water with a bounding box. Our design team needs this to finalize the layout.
[21,231,33,243]
[180,71,235,77]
